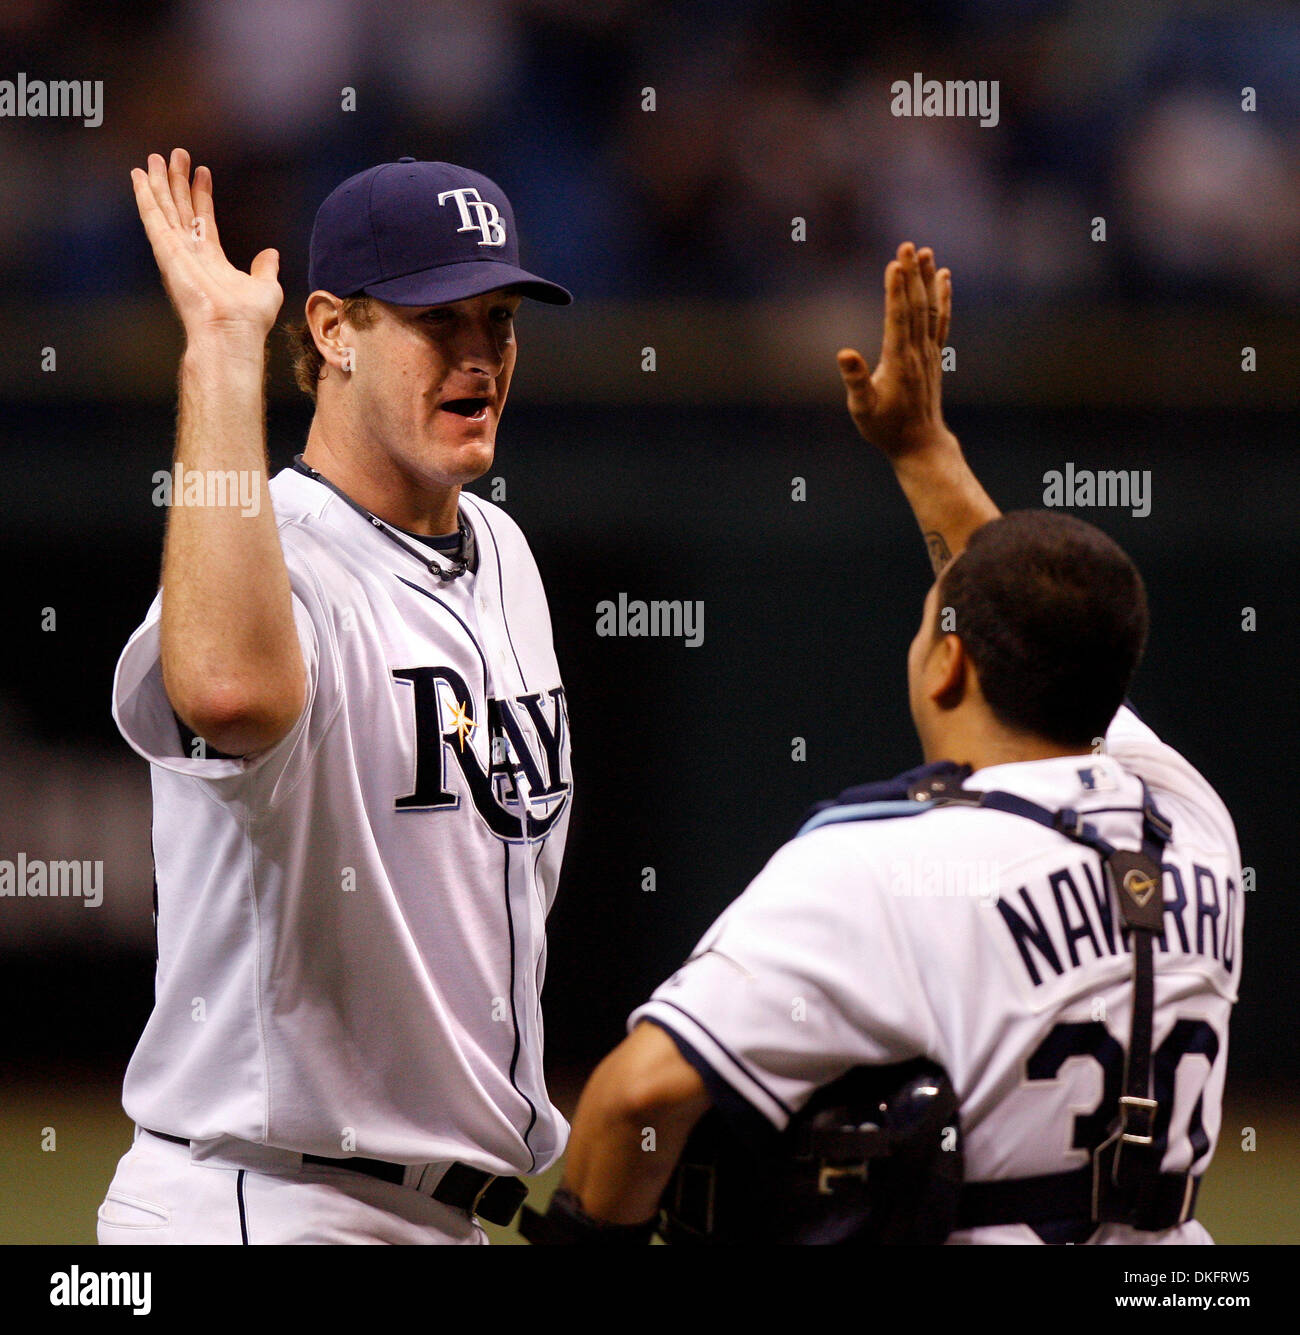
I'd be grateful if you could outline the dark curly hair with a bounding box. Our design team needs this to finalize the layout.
[936,510,1148,748]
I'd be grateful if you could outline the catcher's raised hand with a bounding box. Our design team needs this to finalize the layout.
[837,241,955,463]
[130,148,283,345]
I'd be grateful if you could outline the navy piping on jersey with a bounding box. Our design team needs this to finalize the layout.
[236,1169,249,1245]
[502,849,538,1170]
[395,575,490,701]
[402,502,547,1162]
[642,1017,778,1147]
[531,842,548,1036]
[651,998,794,1118]
[461,495,527,689]
[402,546,542,1165]
[149,812,159,967]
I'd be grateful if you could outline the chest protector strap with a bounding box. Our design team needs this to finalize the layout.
[909,770,1193,1234]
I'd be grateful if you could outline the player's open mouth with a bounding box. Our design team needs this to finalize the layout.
[440,397,490,421]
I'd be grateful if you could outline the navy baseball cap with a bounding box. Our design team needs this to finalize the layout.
[308,158,572,306]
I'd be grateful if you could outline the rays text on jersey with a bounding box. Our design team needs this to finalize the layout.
[392,664,571,840]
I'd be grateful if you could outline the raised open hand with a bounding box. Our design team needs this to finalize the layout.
[837,242,954,463]
[130,148,283,346]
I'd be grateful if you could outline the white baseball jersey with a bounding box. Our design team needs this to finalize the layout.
[112,466,572,1176]
[632,706,1242,1243]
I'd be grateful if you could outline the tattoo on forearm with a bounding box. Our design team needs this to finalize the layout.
[923,530,953,575]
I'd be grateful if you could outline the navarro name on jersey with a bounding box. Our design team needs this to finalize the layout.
[996,855,1239,987]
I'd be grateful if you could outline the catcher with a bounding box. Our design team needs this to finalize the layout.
[524,243,1242,1245]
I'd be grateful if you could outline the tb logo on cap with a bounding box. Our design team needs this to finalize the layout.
[437,187,507,248]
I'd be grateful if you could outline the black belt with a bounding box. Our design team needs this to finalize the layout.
[144,1130,527,1226]
[959,1163,1199,1233]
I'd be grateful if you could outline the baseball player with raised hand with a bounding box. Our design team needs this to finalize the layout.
[525,242,1243,1245]
[98,149,573,1244]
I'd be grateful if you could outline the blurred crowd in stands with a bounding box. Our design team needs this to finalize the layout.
[2,0,1296,306]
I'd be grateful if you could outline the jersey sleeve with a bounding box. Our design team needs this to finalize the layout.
[111,535,340,799]
[629,831,936,1130]
[1105,703,1238,855]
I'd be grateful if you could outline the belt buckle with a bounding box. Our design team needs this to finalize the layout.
[469,1174,497,1217]
[473,1174,529,1226]
[1119,1095,1157,1146]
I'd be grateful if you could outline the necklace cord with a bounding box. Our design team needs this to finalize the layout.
[291,454,471,582]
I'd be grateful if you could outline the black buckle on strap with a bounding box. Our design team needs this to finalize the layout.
[1053,806,1087,838]
[1092,1136,1199,1229]
[1144,804,1174,843]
